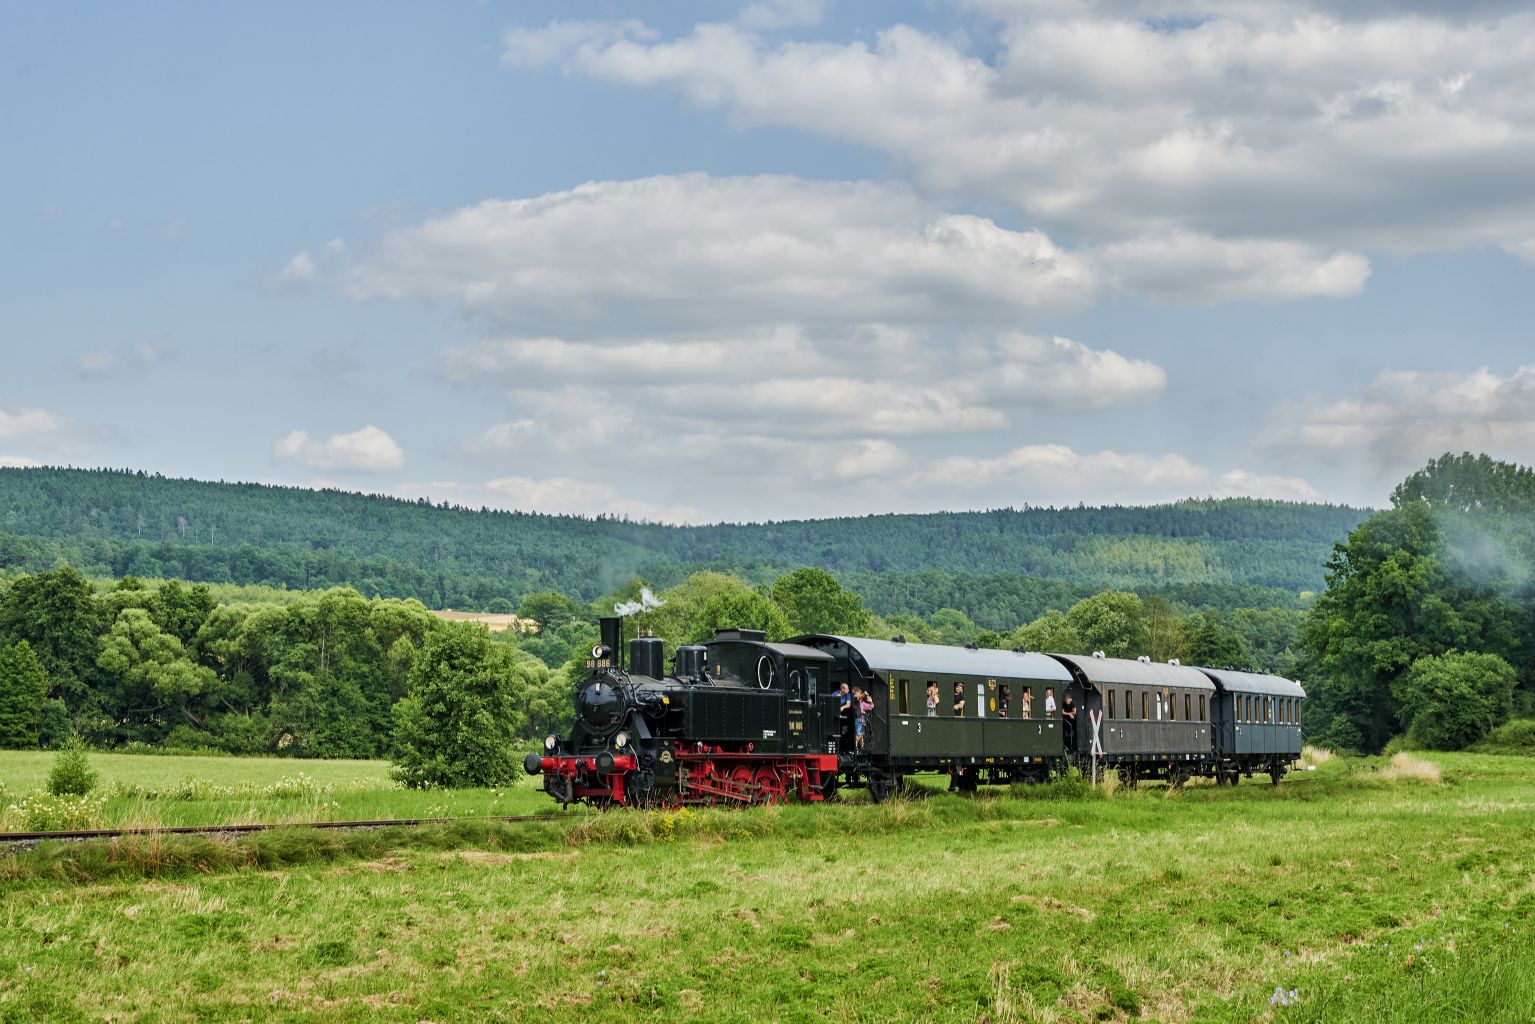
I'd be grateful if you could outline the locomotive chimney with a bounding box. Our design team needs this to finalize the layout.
[599,616,624,669]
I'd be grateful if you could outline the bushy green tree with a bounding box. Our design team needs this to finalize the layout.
[1302,503,1502,752]
[391,625,532,788]
[515,591,584,633]
[768,568,871,637]
[47,736,98,796]
[1395,651,1517,750]
[97,608,218,739]
[0,640,48,748]
[689,590,792,643]
[1066,591,1147,659]
[1183,613,1258,671]
[1006,610,1083,654]
[0,566,105,703]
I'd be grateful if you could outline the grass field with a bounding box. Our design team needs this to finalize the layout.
[0,751,555,830]
[1,751,1533,1022]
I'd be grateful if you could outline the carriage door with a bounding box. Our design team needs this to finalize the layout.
[786,660,819,754]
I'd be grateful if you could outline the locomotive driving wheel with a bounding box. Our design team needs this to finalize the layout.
[753,766,787,804]
[728,764,756,803]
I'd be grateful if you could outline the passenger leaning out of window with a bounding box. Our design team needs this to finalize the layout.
[952,681,966,716]
[925,682,939,717]
[1044,687,1058,718]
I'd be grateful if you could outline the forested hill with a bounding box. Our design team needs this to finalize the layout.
[0,468,1367,614]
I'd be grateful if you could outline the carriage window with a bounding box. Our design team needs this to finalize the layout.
[998,683,1010,718]
[1247,695,1254,722]
[1126,690,1133,721]
[1184,693,1192,722]
[1107,690,1116,719]
[1199,694,1207,721]
[1169,689,1177,721]
[1021,686,1035,719]
[1140,691,1148,721]
[898,679,910,716]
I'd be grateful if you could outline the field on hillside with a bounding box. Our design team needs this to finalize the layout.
[0,751,557,831]
[1,752,1532,1022]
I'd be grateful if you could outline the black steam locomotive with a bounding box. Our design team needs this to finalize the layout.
[525,616,1305,807]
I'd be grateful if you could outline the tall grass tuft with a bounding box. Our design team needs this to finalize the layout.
[1376,752,1442,784]
[1301,745,1335,767]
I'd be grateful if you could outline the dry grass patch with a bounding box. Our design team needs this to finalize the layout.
[1301,744,1336,767]
[1377,752,1443,784]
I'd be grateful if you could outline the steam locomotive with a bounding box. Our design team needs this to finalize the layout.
[524,616,1306,807]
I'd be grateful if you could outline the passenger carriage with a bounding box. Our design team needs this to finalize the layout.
[1048,654,1217,787]
[792,634,1072,796]
[1198,668,1306,785]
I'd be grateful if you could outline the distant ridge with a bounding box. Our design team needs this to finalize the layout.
[0,467,1368,624]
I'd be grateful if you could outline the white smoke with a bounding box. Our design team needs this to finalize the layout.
[614,586,665,617]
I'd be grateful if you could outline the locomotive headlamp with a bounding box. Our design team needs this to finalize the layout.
[544,734,558,752]
[614,731,629,749]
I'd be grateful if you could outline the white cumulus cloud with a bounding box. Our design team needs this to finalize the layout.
[500,7,1535,271]
[0,406,67,442]
[1262,366,1535,482]
[344,174,1100,335]
[0,455,44,468]
[274,425,405,472]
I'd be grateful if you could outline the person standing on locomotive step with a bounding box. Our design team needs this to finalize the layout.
[1044,687,1058,718]
[850,686,867,750]
[926,682,939,717]
[858,687,874,749]
[952,681,966,716]
[837,682,854,753]
[1061,690,1077,750]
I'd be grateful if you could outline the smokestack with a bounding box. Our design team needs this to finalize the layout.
[599,616,624,669]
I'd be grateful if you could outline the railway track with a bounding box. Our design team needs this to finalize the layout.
[0,813,580,848]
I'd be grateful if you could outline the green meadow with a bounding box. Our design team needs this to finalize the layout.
[0,751,555,831]
[1,751,1533,1023]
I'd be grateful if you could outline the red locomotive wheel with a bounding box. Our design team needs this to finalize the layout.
[753,766,786,804]
[728,764,756,802]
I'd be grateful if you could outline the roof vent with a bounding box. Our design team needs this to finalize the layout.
[1011,647,1027,654]
[1092,650,1106,659]
[891,634,906,644]
[1167,658,1180,666]
[1137,655,1151,663]
[964,642,979,650]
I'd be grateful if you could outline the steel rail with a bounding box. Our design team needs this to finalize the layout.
[0,812,580,845]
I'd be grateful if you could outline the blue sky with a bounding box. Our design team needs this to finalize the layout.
[5,1,1535,522]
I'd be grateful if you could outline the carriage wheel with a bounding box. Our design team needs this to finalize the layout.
[753,766,787,804]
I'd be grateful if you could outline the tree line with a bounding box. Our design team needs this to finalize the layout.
[1,454,1528,775]
[0,467,1364,609]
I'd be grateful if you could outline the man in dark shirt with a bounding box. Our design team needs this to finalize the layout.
[1062,692,1078,750]
[836,683,854,753]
